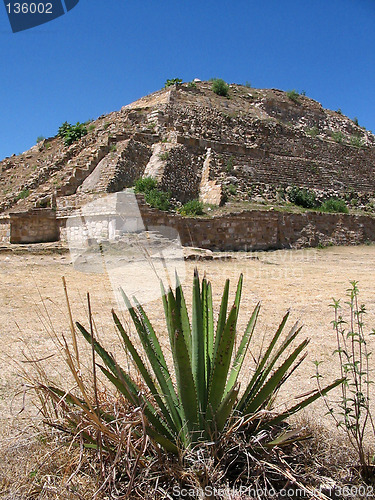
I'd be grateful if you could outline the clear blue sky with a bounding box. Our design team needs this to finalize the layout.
[1,0,374,161]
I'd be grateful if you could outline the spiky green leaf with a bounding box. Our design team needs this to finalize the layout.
[242,339,310,415]
[207,305,238,416]
[172,322,199,443]
[191,269,206,413]
[112,310,179,433]
[225,302,260,397]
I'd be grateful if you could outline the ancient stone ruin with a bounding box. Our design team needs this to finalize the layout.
[1,81,374,249]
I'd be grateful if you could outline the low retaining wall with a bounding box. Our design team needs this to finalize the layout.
[2,199,375,250]
[0,216,10,243]
[58,195,375,251]
[9,209,58,244]
[137,206,375,251]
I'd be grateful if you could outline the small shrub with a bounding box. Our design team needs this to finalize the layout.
[164,78,182,87]
[317,241,334,249]
[16,189,30,200]
[320,198,348,214]
[36,135,45,143]
[288,186,318,209]
[178,199,204,216]
[305,126,319,138]
[227,183,237,195]
[187,81,197,88]
[211,78,229,97]
[104,122,111,130]
[144,188,171,211]
[88,124,95,132]
[353,117,359,126]
[57,121,71,137]
[110,144,117,152]
[336,108,343,115]
[245,81,252,88]
[158,151,169,161]
[286,90,300,104]
[134,176,157,194]
[226,156,234,173]
[58,121,87,146]
[331,130,345,144]
[315,282,375,482]
[350,135,364,148]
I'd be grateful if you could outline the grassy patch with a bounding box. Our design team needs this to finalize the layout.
[350,135,364,148]
[305,126,319,138]
[16,189,30,200]
[286,89,300,103]
[320,198,348,214]
[158,151,169,161]
[134,176,157,194]
[331,130,345,144]
[144,188,171,211]
[178,199,204,216]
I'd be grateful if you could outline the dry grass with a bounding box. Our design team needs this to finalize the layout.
[1,245,375,497]
[0,406,369,499]
[0,429,98,499]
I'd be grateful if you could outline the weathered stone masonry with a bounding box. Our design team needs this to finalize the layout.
[2,84,375,250]
[134,202,375,251]
[61,193,375,251]
[0,216,9,243]
[1,200,374,250]
[5,209,58,244]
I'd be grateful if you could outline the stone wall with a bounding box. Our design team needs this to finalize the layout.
[106,139,152,193]
[137,205,375,251]
[0,217,10,243]
[169,102,375,199]
[9,209,58,244]
[160,145,202,203]
[58,195,375,251]
[2,196,375,250]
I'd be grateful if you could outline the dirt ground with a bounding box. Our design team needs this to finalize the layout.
[1,244,375,483]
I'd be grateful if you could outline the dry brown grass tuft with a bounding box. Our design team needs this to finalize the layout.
[283,415,366,492]
[1,412,370,499]
[0,428,98,499]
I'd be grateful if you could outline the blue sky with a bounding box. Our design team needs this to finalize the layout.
[0,0,374,160]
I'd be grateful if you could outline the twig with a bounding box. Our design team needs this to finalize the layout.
[63,276,80,370]
[87,292,104,479]
[262,459,331,500]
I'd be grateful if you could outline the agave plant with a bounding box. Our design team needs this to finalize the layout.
[51,271,342,454]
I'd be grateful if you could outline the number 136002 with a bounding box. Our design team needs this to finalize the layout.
[6,3,53,14]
